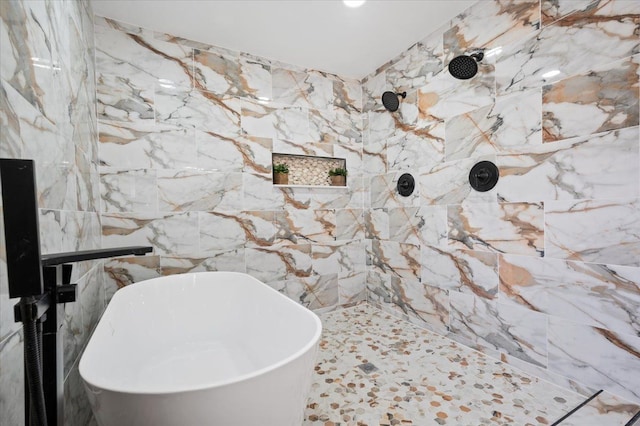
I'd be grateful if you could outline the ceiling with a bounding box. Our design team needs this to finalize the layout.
[92,0,475,79]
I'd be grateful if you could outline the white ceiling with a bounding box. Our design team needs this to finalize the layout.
[92,0,475,79]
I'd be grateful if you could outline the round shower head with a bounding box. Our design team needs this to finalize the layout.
[381,91,407,112]
[448,52,484,80]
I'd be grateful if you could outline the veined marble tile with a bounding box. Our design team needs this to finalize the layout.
[95,24,192,88]
[449,291,548,367]
[542,55,639,142]
[362,71,386,113]
[392,277,450,335]
[497,126,640,202]
[419,155,498,206]
[332,77,362,113]
[389,205,449,248]
[79,264,104,337]
[309,107,361,145]
[154,86,241,134]
[445,89,542,161]
[237,135,272,175]
[64,363,93,426]
[157,169,243,212]
[334,143,363,177]
[239,53,272,101]
[385,31,444,93]
[160,250,246,275]
[496,1,640,95]
[273,106,311,143]
[275,209,336,244]
[242,172,285,210]
[387,122,444,171]
[272,68,333,110]
[335,209,366,241]
[422,246,499,300]
[448,202,544,256]
[557,391,640,426]
[312,243,341,276]
[245,243,312,283]
[545,197,640,266]
[500,252,640,339]
[338,271,366,306]
[417,59,495,125]
[272,139,333,158]
[364,208,389,240]
[2,80,66,165]
[240,98,276,138]
[35,163,76,211]
[368,240,421,281]
[193,48,242,96]
[371,172,420,209]
[195,129,244,172]
[99,168,157,213]
[95,16,153,37]
[199,211,246,252]
[102,212,199,256]
[548,317,640,403]
[541,0,598,27]
[272,274,339,311]
[443,0,540,57]
[63,281,84,376]
[0,330,24,426]
[103,255,161,298]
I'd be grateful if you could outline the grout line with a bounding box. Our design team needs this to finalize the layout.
[550,389,603,426]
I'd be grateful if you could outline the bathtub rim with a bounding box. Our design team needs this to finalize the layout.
[79,271,323,395]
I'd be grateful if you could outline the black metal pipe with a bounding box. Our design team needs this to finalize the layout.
[21,297,48,426]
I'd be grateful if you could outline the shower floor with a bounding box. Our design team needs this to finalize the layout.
[303,304,638,425]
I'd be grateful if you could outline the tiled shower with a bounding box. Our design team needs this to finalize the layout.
[1,0,639,424]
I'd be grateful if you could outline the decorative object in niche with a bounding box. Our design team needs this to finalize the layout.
[272,153,346,187]
[469,161,499,192]
[328,168,347,187]
[272,163,289,185]
[397,173,415,197]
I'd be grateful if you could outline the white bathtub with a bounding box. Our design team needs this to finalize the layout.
[79,272,322,426]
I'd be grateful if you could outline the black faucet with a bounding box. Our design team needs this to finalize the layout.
[0,158,153,426]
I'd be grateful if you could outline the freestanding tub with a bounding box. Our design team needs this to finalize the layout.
[79,272,322,426]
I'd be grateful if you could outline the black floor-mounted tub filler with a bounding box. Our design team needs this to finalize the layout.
[0,158,153,426]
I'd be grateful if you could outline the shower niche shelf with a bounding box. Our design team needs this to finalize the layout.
[272,153,347,188]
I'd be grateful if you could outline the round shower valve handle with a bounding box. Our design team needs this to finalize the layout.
[469,161,499,192]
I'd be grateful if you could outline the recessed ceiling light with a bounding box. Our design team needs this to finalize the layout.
[343,0,366,8]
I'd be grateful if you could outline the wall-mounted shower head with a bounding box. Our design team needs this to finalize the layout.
[448,52,484,80]
[381,91,407,112]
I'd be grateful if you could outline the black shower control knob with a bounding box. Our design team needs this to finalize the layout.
[397,173,415,197]
[469,161,499,192]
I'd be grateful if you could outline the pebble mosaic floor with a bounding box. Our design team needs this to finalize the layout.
[303,304,596,426]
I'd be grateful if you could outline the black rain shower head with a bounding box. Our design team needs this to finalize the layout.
[448,52,484,80]
[381,91,406,112]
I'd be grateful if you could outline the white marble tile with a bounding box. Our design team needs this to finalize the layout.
[160,250,246,275]
[445,89,542,161]
[154,86,241,135]
[545,197,640,266]
[422,246,499,300]
[449,291,548,367]
[386,31,445,93]
[499,253,640,338]
[102,212,199,256]
[496,1,640,95]
[272,68,333,110]
[557,391,640,426]
[157,169,243,212]
[0,331,24,426]
[542,54,639,142]
[338,271,367,306]
[448,202,544,257]
[368,240,421,282]
[99,168,157,213]
[195,130,244,172]
[548,317,640,403]
[497,126,640,202]
[419,155,498,206]
[335,209,366,241]
[245,243,312,283]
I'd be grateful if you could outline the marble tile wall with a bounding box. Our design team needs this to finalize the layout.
[94,16,366,313]
[1,0,101,424]
[363,0,640,405]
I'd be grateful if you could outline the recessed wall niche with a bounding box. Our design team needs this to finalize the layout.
[272,153,347,187]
